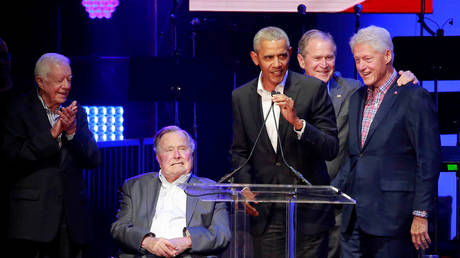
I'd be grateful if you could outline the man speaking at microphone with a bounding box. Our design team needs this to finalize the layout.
[230,26,339,258]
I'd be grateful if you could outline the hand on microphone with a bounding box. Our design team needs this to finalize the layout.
[272,94,303,130]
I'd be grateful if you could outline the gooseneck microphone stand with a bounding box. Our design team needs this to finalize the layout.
[218,92,278,183]
[353,4,362,80]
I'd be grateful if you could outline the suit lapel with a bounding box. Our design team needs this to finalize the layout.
[250,82,277,156]
[29,91,53,131]
[356,87,367,151]
[277,73,299,152]
[362,81,400,149]
[146,174,161,230]
[186,175,199,226]
[329,77,344,116]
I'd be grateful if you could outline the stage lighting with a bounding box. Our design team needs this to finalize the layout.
[84,105,125,142]
[81,0,119,19]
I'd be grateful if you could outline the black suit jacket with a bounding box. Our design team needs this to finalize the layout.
[231,71,339,235]
[334,79,441,236]
[2,90,100,244]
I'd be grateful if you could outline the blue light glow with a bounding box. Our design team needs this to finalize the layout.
[83,105,125,142]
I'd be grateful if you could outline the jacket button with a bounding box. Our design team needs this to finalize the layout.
[275,162,281,166]
[359,154,363,158]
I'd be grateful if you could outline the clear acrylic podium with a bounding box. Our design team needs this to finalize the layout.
[179,183,355,258]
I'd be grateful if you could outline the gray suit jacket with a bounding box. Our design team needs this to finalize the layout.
[111,172,231,258]
[325,75,361,180]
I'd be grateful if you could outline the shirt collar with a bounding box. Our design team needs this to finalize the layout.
[158,170,191,187]
[368,69,397,96]
[37,88,61,114]
[256,70,287,98]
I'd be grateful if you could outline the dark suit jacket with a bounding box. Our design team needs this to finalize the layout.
[326,75,361,180]
[2,89,100,244]
[335,78,441,237]
[111,172,231,258]
[231,71,339,235]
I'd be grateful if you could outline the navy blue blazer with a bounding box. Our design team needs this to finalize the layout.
[334,79,441,237]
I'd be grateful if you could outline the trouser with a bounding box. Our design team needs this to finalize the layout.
[340,212,415,258]
[9,219,85,258]
[253,208,329,258]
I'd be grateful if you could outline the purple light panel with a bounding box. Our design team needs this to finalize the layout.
[82,0,119,19]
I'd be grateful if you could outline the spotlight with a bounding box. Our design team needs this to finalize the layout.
[82,0,119,19]
[83,105,125,142]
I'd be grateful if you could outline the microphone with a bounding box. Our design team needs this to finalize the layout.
[297,4,307,16]
[218,91,279,183]
[270,94,312,185]
[354,4,363,17]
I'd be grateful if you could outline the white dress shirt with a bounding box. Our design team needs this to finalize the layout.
[256,72,286,152]
[149,171,190,239]
[256,71,305,152]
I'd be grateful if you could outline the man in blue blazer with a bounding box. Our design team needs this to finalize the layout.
[334,26,441,257]
[111,126,231,258]
[296,29,419,258]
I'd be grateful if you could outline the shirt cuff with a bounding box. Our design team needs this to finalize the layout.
[139,232,155,254]
[65,133,75,141]
[293,119,306,140]
[412,210,428,218]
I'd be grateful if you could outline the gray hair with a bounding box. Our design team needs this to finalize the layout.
[34,53,70,78]
[298,29,336,56]
[253,26,290,52]
[349,25,394,63]
[153,125,196,154]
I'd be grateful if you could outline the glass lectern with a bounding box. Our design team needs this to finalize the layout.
[179,183,355,258]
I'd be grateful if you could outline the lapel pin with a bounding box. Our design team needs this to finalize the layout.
[394,91,398,95]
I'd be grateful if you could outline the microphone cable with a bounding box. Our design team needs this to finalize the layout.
[271,93,312,185]
[218,91,278,183]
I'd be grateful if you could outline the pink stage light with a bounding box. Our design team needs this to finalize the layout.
[82,0,119,19]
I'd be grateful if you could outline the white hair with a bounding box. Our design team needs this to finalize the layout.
[253,26,290,52]
[34,53,70,78]
[349,25,394,63]
[153,125,196,154]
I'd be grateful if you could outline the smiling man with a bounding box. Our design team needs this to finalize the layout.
[231,26,339,258]
[111,126,231,258]
[296,29,419,258]
[2,53,100,258]
[333,25,440,258]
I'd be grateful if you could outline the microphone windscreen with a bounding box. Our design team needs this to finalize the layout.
[354,4,363,14]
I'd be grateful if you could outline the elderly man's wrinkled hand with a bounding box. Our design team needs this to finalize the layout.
[58,100,78,135]
[397,70,419,86]
[169,236,192,256]
[142,235,177,258]
[411,216,430,250]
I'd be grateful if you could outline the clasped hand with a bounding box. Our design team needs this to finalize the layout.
[51,100,78,138]
[142,235,191,257]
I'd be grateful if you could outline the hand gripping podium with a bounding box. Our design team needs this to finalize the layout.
[179,183,355,258]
